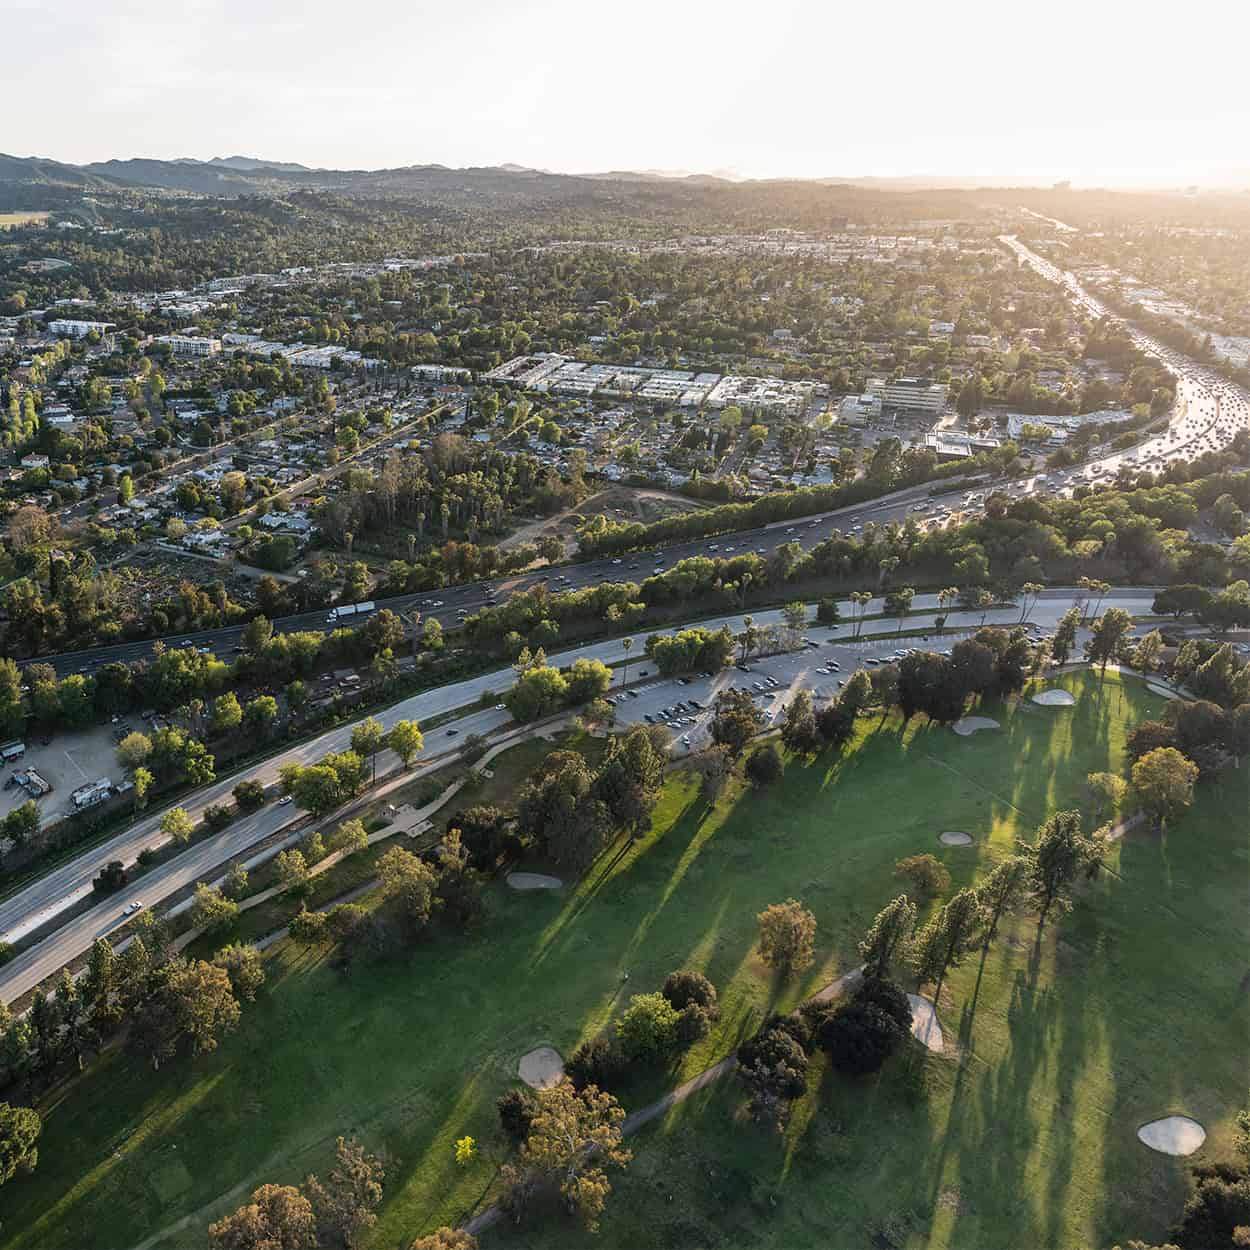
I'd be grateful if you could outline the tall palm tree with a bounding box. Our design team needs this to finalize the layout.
[621,636,633,687]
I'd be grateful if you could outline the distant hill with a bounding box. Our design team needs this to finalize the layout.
[0,153,121,189]
[1,152,1244,204]
[207,155,316,173]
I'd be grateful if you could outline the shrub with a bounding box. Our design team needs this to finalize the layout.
[233,779,267,812]
[618,992,679,1064]
[92,860,127,895]
[1170,1163,1250,1249]
[817,1001,907,1075]
[736,1025,809,1127]
[736,1026,809,1095]
[852,976,913,1033]
[288,908,329,943]
[496,1087,539,1145]
[674,1003,712,1048]
[662,969,718,1016]
[566,1034,626,1091]
[203,804,233,833]
[744,742,783,787]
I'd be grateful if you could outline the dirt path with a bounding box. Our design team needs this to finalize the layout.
[463,965,863,1236]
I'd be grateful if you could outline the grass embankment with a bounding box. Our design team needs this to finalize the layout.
[5,672,1246,1250]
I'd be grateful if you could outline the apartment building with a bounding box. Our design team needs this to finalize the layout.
[48,319,115,338]
[154,334,222,357]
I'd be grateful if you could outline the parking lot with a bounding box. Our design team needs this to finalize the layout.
[0,719,130,833]
[598,626,1025,756]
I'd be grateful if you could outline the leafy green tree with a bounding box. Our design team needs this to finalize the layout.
[1050,606,1081,666]
[1086,771,1129,821]
[780,689,819,755]
[161,806,195,844]
[116,730,153,770]
[894,853,950,899]
[974,855,1030,947]
[756,898,817,973]
[130,958,240,1067]
[710,687,764,757]
[504,666,568,722]
[1085,607,1133,674]
[387,719,424,768]
[378,847,437,930]
[211,692,243,735]
[213,943,265,1003]
[332,818,369,855]
[745,741,783,786]
[132,766,153,812]
[233,779,266,812]
[1131,747,1200,830]
[224,862,250,900]
[275,849,311,897]
[191,884,239,933]
[617,992,679,1064]
[351,717,385,784]
[243,696,279,739]
[565,657,612,704]
[0,1103,41,1186]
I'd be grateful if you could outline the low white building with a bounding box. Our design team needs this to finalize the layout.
[155,335,222,357]
[48,319,114,339]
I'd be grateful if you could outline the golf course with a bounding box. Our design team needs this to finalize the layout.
[4,669,1246,1250]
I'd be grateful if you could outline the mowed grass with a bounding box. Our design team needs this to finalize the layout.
[4,671,1245,1250]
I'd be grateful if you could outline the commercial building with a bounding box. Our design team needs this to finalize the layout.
[866,377,948,416]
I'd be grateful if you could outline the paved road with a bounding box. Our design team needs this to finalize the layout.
[34,271,1248,685]
[0,585,1159,1002]
[27,479,944,677]
[1001,236,1250,485]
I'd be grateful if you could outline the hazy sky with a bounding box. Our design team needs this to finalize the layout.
[10,0,1249,184]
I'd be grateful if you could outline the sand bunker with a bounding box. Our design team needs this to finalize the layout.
[908,995,944,1053]
[1031,689,1076,707]
[518,1045,565,1090]
[939,831,973,846]
[1147,682,1176,700]
[1137,1116,1206,1156]
[506,872,563,891]
[953,716,1001,737]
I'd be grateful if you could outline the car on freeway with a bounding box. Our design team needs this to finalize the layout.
[123,901,143,916]
[278,795,293,806]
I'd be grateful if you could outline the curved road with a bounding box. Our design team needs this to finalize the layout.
[0,585,1160,1003]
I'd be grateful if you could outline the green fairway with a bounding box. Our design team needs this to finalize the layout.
[4,671,1246,1250]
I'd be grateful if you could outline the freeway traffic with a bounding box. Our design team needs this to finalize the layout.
[30,243,1248,680]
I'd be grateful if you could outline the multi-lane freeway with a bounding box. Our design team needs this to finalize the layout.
[0,585,1160,1004]
[31,242,1248,681]
[3,233,1245,1003]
